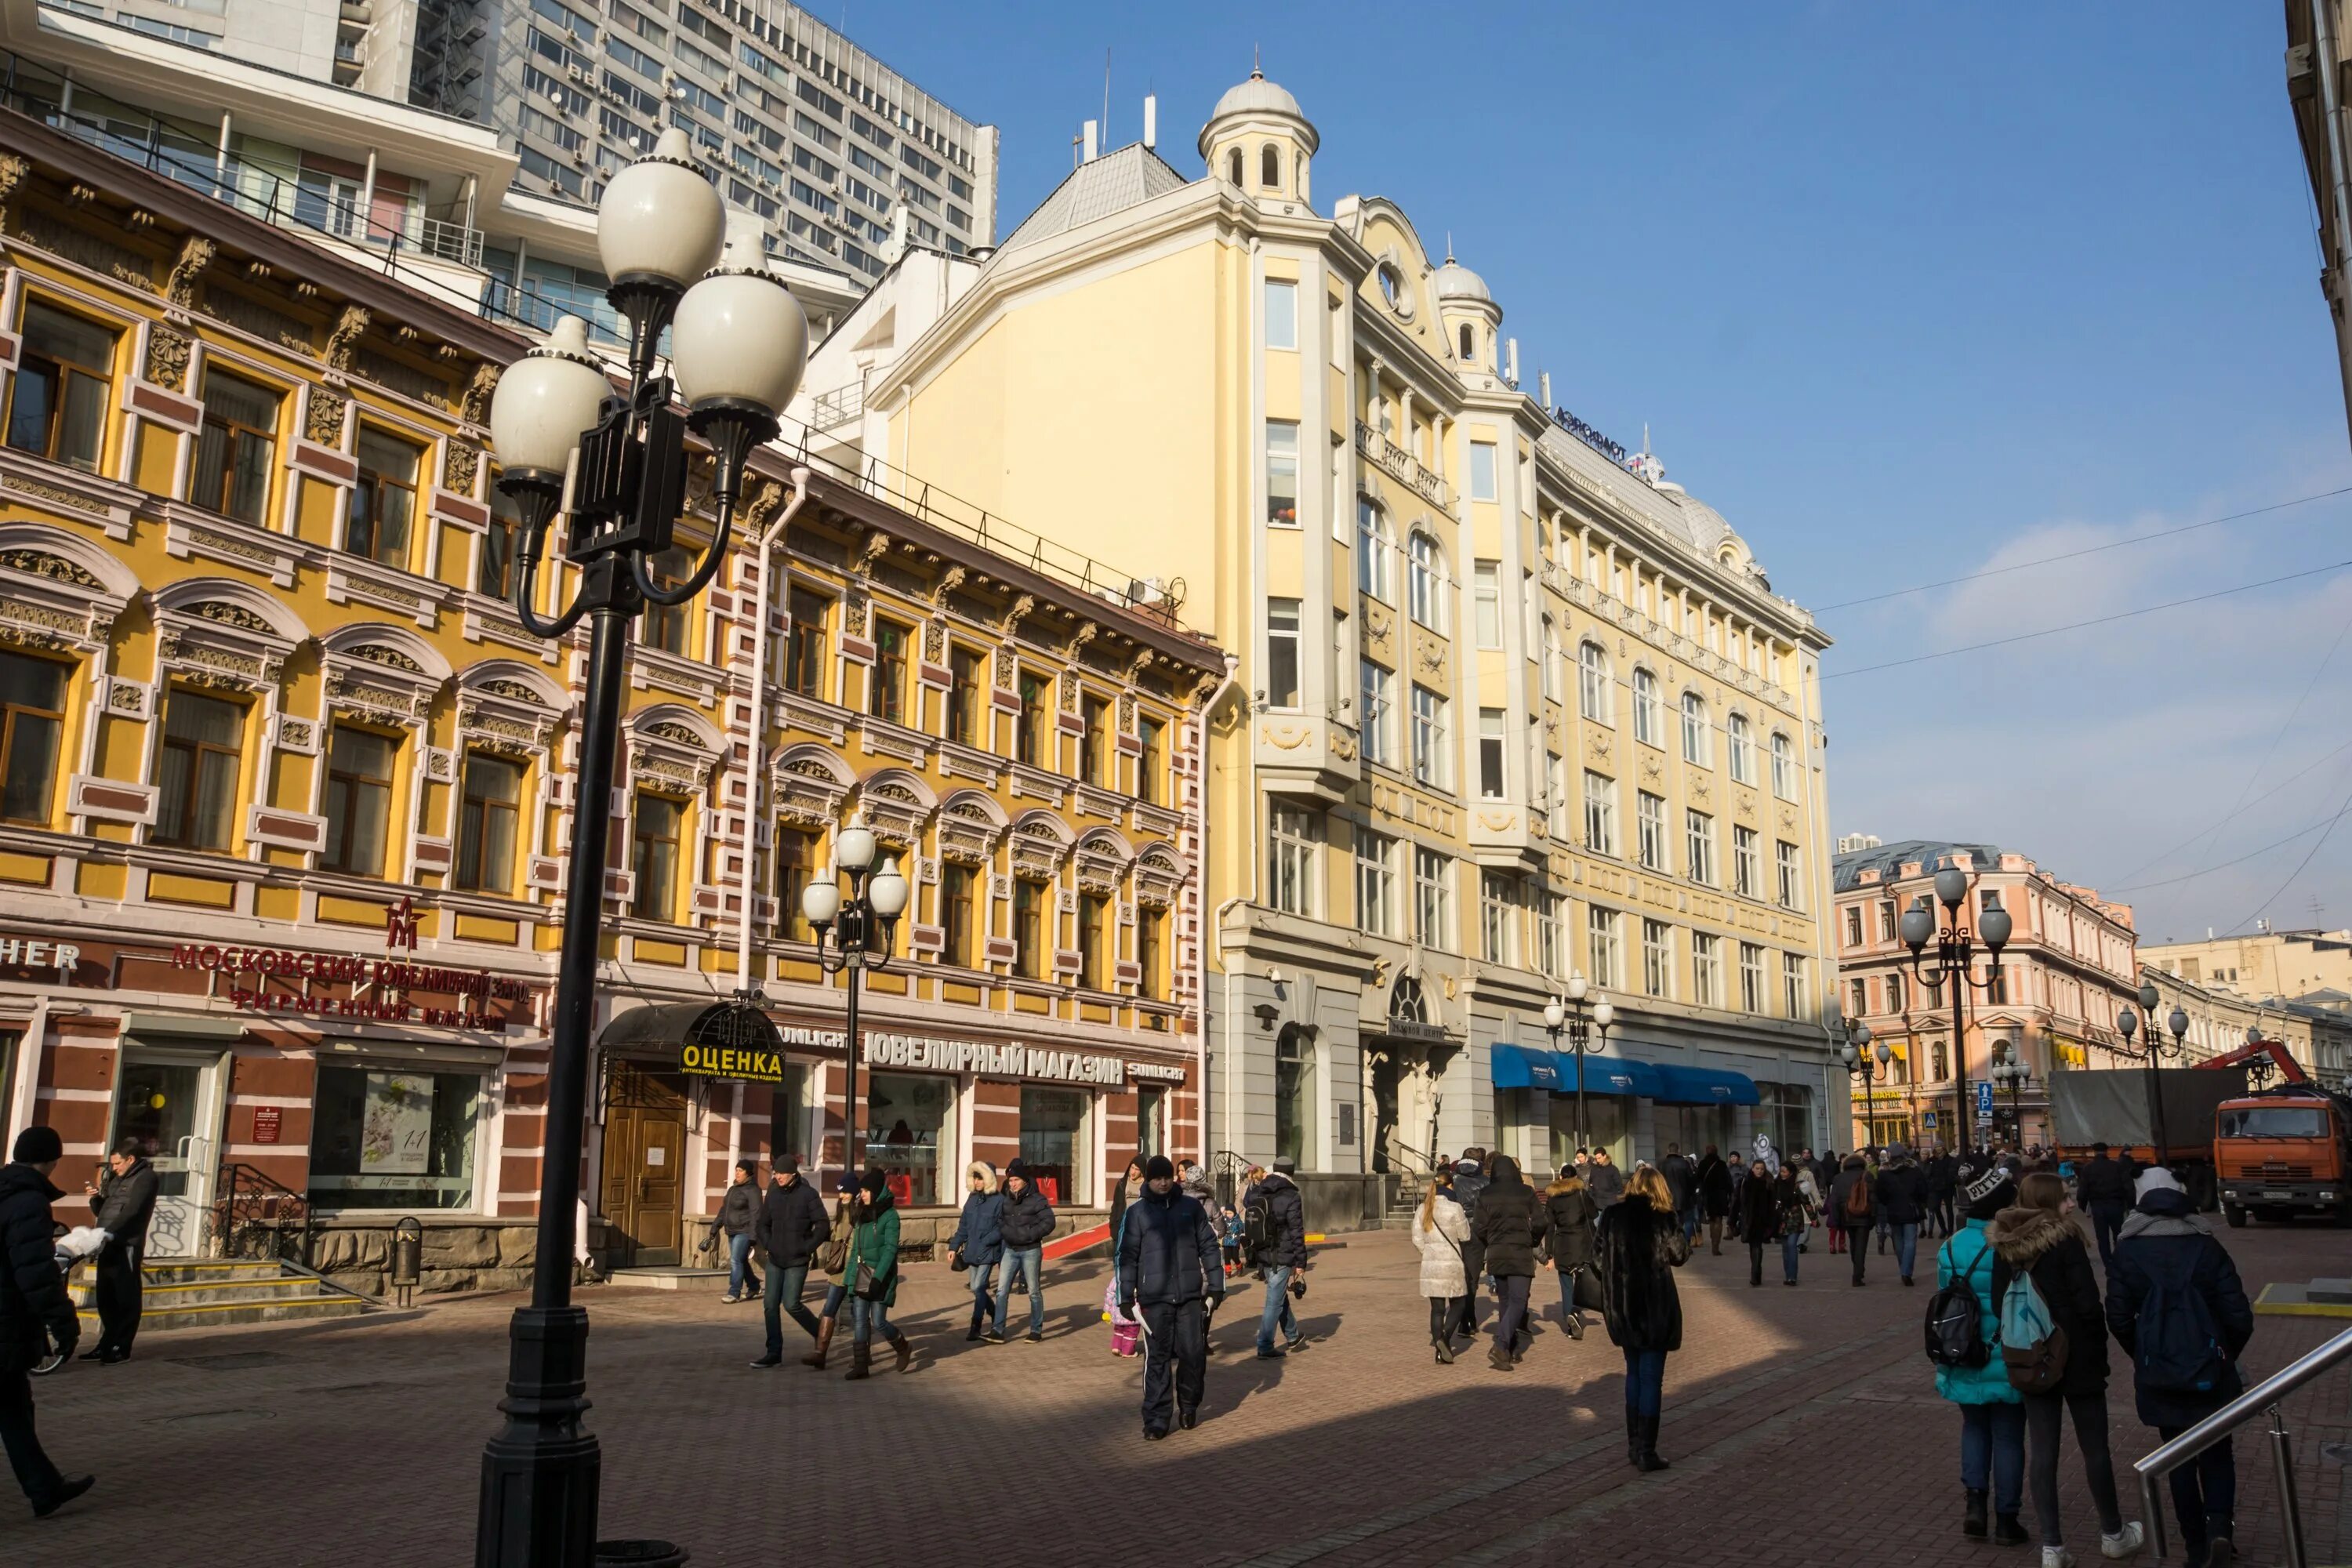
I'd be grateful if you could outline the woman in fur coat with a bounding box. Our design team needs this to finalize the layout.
[1595,1163,1690,1472]
[1410,1171,1472,1363]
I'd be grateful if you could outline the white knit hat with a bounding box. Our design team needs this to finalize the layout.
[2134,1167,2183,1201]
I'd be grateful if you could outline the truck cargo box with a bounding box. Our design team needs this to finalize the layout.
[2049,1067,2249,1157]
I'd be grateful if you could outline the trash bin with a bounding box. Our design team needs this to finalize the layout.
[390,1215,423,1308]
[595,1542,688,1567]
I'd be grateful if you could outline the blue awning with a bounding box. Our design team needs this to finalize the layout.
[1648,1063,1762,1106]
[1565,1055,1661,1097]
[1490,1044,1566,1090]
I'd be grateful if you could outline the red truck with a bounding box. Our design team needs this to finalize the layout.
[2213,1084,2352,1227]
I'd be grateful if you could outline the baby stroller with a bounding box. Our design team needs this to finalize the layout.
[31,1224,107,1376]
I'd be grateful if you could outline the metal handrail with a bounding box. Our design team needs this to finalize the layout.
[2132,1323,2352,1567]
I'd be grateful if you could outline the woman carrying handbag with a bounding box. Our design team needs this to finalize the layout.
[1541,1165,1599,1337]
[844,1166,912,1380]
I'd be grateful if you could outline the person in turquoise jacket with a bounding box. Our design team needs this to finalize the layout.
[844,1166,912,1381]
[1936,1156,2027,1548]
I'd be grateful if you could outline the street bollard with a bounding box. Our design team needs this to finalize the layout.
[390,1215,423,1308]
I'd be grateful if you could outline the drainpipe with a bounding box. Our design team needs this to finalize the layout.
[1192,654,1241,1160]
[732,466,814,994]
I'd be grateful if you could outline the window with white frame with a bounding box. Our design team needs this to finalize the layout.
[1777,839,1802,909]
[1578,641,1611,724]
[1410,684,1448,789]
[1264,278,1298,350]
[1583,770,1617,856]
[1686,809,1717,886]
[1782,951,1808,1020]
[1468,440,1497,502]
[1472,561,1501,648]
[1541,615,1562,701]
[1359,659,1395,767]
[1739,941,1766,1013]
[1642,918,1672,998]
[1680,691,1709,765]
[1770,731,1798,800]
[1636,790,1667,871]
[1265,421,1299,528]
[1356,828,1397,938]
[1587,905,1622,989]
[1538,892,1563,977]
[1414,846,1452,950]
[1727,712,1754,785]
[1480,871,1516,964]
[1265,598,1301,708]
[1267,802,1319,916]
[1479,709,1506,799]
[1408,531,1443,630]
[1693,931,1722,1007]
[1544,751,1567,838]
[1357,499,1393,601]
[1632,668,1660,746]
[1733,825,1760,898]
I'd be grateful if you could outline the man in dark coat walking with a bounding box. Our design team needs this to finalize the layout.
[83,1138,156,1362]
[1116,1156,1225,1439]
[2074,1142,2135,1270]
[1658,1145,1696,1240]
[1243,1159,1310,1357]
[991,1161,1055,1342]
[1875,1144,1929,1285]
[1828,1153,1875,1285]
[1924,1145,1958,1239]
[2,1127,93,1518]
[1694,1145,1733,1254]
[1471,1155,1541,1370]
[748,1156,829,1367]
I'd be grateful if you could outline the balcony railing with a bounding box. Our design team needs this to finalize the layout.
[808,381,862,433]
[1355,420,1451,510]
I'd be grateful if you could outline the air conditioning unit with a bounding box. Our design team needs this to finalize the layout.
[566,62,586,82]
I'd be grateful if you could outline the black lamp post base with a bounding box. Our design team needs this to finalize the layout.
[478,1305,601,1568]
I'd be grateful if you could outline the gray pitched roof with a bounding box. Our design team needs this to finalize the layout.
[1832,839,2002,894]
[1000,143,1193,254]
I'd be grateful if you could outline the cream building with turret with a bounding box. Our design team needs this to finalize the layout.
[820,72,1839,1218]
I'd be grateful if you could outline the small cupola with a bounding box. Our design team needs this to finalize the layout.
[1432,248,1502,372]
[1199,66,1320,207]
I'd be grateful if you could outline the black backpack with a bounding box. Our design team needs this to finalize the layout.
[2135,1276,2230,1395]
[1925,1235,1991,1370]
[1243,1188,1277,1262]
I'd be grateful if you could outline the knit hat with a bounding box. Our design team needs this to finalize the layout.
[11,1126,60,1163]
[2134,1167,2183,1201]
[1005,1159,1029,1182]
[774,1153,800,1174]
[1144,1155,1175,1181]
[1961,1155,2018,1221]
[858,1165,889,1197]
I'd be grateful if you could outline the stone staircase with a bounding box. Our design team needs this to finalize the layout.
[1384,1175,1422,1228]
[70,1257,371,1333]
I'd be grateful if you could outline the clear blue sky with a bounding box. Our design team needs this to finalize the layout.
[854,1,2352,947]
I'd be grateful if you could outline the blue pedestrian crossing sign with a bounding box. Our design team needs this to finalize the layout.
[1976,1081,1995,1116]
[1923,1111,1938,1128]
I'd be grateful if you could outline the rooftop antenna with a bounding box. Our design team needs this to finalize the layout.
[1102,46,1111,147]
[1445,230,1454,263]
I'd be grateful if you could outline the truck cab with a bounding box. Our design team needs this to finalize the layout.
[2214,1087,2352,1227]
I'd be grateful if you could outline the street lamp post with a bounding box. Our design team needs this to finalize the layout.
[2115,977,2190,1166]
[1837,1020,1892,1145]
[477,127,808,1568]
[2244,1024,2278,1091]
[800,824,909,1192]
[1900,864,2013,1160]
[1542,975,1614,1160]
[1992,1058,2032,1146]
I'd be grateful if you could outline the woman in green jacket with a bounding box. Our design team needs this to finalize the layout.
[844,1166,913,1379]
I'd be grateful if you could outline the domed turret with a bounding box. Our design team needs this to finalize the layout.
[1200,67,1319,206]
[1432,248,1501,373]
[1433,258,1490,303]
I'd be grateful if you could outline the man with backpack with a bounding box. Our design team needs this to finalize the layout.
[1243,1159,1310,1358]
[2106,1167,2254,1568]
[1830,1152,1875,1286]
[2074,1143,2136,1272]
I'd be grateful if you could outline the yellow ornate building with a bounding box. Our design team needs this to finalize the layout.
[0,107,1218,1290]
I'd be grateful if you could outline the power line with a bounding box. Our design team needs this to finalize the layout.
[1814,487,2352,612]
[2108,797,2352,892]
[1821,561,2352,681]
[2108,734,2352,889]
[2227,773,2352,935]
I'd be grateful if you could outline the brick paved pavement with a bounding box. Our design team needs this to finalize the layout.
[3,1219,2344,1567]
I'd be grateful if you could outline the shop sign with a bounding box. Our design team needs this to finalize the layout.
[681,1044,786,1085]
[0,938,81,974]
[861,1029,1125,1086]
[1127,1062,1188,1083]
[172,942,529,1028]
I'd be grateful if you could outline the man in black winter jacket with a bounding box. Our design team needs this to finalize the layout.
[1243,1160,1310,1358]
[1875,1145,1930,1285]
[707,1160,763,1303]
[1116,1156,1225,1439]
[991,1161,1055,1342]
[2074,1143,2135,1270]
[1,1127,94,1517]
[84,1138,157,1362]
[749,1157,830,1367]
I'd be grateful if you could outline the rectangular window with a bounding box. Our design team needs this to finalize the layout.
[347,429,419,568]
[1268,803,1319,917]
[1777,840,1802,909]
[153,688,243,851]
[1882,971,1904,1013]
[1693,931,1722,1007]
[1728,717,1755,786]
[1264,279,1298,349]
[1265,420,1299,526]
[1137,717,1163,804]
[1468,440,1497,503]
[1733,826,1760,899]
[1265,598,1301,708]
[1740,942,1766,1014]
[0,652,65,825]
[192,368,278,524]
[640,544,691,655]
[456,753,524,893]
[1878,899,1896,941]
[1355,829,1396,938]
[1587,905,1621,989]
[630,793,684,922]
[6,300,115,472]
[946,645,983,747]
[481,488,520,601]
[1642,918,1672,999]
[1479,872,1515,964]
[869,619,907,724]
[1077,891,1109,990]
[785,587,829,699]
[1537,893,1563,978]
[1636,790,1668,870]
[1414,846,1452,950]
[1845,906,1864,947]
[1472,561,1501,648]
[1849,977,1870,1019]
[775,826,818,942]
[1632,670,1660,746]
[1012,879,1044,978]
[1544,751,1567,837]
[1783,952,1808,1020]
[1583,771,1617,857]
[1479,709,1506,799]
[1359,660,1394,768]
[1136,906,1164,999]
[1410,684,1448,788]
[1680,694,1710,767]
[935,860,975,967]
[321,725,397,877]
[309,1066,481,1211]
[1771,735,1798,801]
[1016,673,1047,766]
[1080,694,1109,785]
[1579,643,1611,724]
[1686,809,1716,885]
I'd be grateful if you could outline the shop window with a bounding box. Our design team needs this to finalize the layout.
[1015,673,1047,766]
[869,618,908,724]
[310,1065,482,1210]
[866,1070,956,1207]
[641,543,691,655]
[946,644,983,747]
[1012,877,1045,978]
[0,650,66,826]
[766,1064,811,1165]
[1077,891,1109,989]
[5,299,116,471]
[941,860,976,967]
[481,486,521,600]
[1136,1083,1166,1161]
[321,724,397,877]
[1020,1084,1090,1204]
[192,368,279,524]
[1136,716,1163,804]
[153,688,245,851]
[776,825,820,941]
[784,586,830,698]
[631,793,684,921]
[1080,693,1109,785]
[1136,905,1163,999]
[346,428,421,568]
[1273,1025,1313,1170]
[456,753,524,893]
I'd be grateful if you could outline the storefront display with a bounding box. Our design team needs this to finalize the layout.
[864,1071,956,1208]
[1019,1085,1090,1205]
[1550,1093,1631,1169]
[311,1065,483,1210]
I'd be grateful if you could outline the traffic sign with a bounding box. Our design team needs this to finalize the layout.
[1922,1111,1938,1128]
[1976,1081,1995,1116]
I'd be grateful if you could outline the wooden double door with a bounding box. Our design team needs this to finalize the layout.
[601,1062,689,1268]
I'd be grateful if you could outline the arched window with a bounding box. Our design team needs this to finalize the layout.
[1540,615,1562,701]
[1680,691,1710,766]
[1727,712,1754,785]
[1226,148,1243,187]
[1577,641,1611,724]
[1632,668,1661,746]
[1261,143,1281,189]
[1770,732,1798,801]
[1458,322,1474,361]
[1406,530,1443,630]
[1356,499,1394,602]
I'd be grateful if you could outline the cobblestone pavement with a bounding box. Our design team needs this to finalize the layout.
[5,1219,2345,1567]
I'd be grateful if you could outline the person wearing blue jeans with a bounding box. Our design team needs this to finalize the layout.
[708,1162,761,1303]
[749,1156,829,1369]
[989,1161,1056,1342]
[1244,1160,1312,1357]
[1257,1264,1302,1353]
[1891,1221,1920,1286]
[1937,1155,2030,1544]
[1959,1402,2027,1530]
[1623,1348,1666,1427]
[995,1245,1044,1338]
